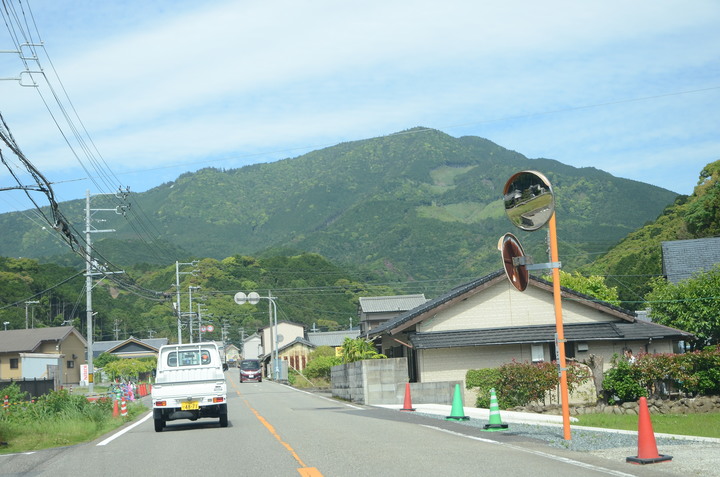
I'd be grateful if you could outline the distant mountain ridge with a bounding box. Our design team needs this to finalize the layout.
[0,128,678,281]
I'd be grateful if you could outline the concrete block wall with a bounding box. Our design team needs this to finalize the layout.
[331,358,461,406]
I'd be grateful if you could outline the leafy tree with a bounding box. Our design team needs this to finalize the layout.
[544,270,620,306]
[94,352,120,369]
[340,337,386,364]
[103,359,155,381]
[645,265,720,348]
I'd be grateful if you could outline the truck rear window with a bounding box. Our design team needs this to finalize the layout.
[166,349,212,367]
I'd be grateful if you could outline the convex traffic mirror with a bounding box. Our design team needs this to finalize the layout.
[503,170,555,231]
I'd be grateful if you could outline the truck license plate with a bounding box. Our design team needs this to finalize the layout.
[181,401,199,410]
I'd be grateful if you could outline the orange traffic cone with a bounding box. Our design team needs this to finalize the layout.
[400,383,415,411]
[112,398,119,418]
[626,397,672,464]
[120,398,128,417]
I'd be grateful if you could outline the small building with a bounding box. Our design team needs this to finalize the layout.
[277,337,316,372]
[225,343,240,366]
[0,326,86,385]
[358,294,427,336]
[93,337,168,359]
[242,333,262,360]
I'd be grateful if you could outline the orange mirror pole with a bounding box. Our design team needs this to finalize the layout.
[548,212,571,440]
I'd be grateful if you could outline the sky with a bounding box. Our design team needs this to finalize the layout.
[0,0,718,216]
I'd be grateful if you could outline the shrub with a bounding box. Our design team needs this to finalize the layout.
[468,361,592,409]
[602,356,647,404]
[304,355,341,379]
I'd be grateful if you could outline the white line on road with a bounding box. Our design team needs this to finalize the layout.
[97,412,153,446]
[289,384,364,410]
[422,425,638,477]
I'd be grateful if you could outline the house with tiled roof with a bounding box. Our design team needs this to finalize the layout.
[368,270,693,405]
[358,294,427,335]
[0,326,86,384]
[662,237,720,283]
[93,336,168,360]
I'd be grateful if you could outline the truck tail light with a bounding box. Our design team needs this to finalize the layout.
[212,397,225,403]
[155,400,167,407]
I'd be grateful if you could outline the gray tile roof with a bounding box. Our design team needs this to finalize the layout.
[0,326,85,353]
[307,330,360,347]
[369,269,638,337]
[277,337,316,354]
[94,337,169,357]
[662,237,720,283]
[408,321,694,349]
[359,294,427,313]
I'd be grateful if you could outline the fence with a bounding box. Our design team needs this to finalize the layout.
[0,378,55,398]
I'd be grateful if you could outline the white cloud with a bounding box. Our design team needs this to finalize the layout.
[0,0,718,209]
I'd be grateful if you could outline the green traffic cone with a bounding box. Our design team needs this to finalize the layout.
[446,383,469,421]
[482,388,508,431]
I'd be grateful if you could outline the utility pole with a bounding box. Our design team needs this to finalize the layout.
[85,188,127,394]
[188,286,201,343]
[24,300,39,329]
[175,261,199,344]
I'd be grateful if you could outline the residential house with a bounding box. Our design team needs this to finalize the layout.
[242,333,262,360]
[260,321,305,377]
[358,294,427,336]
[93,337,168,360]
[0,326,87,385]
[276,337,316,372]
[369,270,693,405]
[225,343,240,366]
[662,237,720,283]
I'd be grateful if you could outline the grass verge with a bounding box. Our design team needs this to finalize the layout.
[575,412,720,438]
[0,392,147,455]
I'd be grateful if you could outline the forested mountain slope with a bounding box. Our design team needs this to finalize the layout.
[0,128,677,281]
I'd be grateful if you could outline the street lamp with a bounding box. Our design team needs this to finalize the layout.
[234,291,280,380]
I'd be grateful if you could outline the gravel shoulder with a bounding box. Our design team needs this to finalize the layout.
[377,403,720,477]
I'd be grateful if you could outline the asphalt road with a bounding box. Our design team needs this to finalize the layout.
[0,370,699,476]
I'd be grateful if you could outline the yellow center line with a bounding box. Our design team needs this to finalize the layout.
[231,380,323,476]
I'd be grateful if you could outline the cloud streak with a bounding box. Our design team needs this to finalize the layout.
[0,0,718,213]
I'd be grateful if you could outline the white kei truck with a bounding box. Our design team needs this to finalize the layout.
[151,342,228,432]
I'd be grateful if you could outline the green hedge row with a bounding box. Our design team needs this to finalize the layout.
[466,360,591,409]
[603,346,720,403]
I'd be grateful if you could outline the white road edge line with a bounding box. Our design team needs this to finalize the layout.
[422,425,638,477]
[97,411,153,446]
[287,383,364,410]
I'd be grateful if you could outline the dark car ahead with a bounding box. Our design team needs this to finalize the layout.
[239,359,262,383]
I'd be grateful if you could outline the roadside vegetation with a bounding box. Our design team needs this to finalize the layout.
[575,412,720,438]
[0,383,146,454]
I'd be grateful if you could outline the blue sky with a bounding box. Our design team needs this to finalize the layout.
[0,0,718,215]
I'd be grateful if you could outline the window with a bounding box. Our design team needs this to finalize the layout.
[10,358,19,369]
[531,344,544,362]
[166,350,212,367]
[67,360,75,368]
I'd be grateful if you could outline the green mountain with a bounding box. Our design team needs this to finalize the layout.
[0,128,678,282]
[583,159,720,308]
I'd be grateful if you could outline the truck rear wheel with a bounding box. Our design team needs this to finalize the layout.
[219,413,228,427]
[154,418,165,432]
